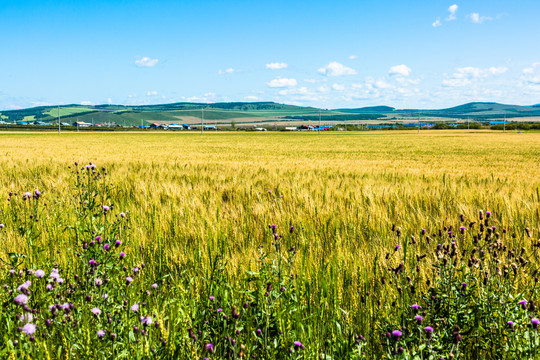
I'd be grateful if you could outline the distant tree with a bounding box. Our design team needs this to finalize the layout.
[231,121,237,129]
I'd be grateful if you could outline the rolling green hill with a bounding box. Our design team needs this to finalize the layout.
[1,101,540,126]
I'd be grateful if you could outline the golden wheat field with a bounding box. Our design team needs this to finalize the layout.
[1,130,540,358]
[1,131,538,277]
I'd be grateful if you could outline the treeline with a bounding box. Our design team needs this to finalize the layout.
[282,114,383,121]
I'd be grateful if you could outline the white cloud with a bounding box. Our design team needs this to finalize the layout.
[317,85,330,93]
[266,62,288,70]
[349,55,357,60]
[468,13,493,24]
[267,77,297,88]
[147,90,158,96]
[521,63,540,85]
[332,83,345,91]
[107,98,112,104]
[374,80,392,89]
[432,18,442,27]
[389,64,412,77]
[447,4,458,21]
[128,94,137,98]
[443,66,508,87]
[218,68,239,75]
[135,57,159,67]
[278,87,308,96]
[245,95,260,101]
[318,61,357,76]
[80,101,92,105]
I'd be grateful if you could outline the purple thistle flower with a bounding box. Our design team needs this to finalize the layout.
[95,278,103,286]
[507,321,514,328]
[392,330,402,340]
[293,341,305,350]
[415,315,423,324]
[115,240,122,247]
[14,294,28,306]
[217,308,222,312]
[22,323,36,335]
[532,318,540,329]
[424,326,434,338]
[91,307,101,316]
[131,303,139,312]
[119,252,126,259]
[460,226,466,234]
[17,281,31,292]
[209,296,215,301]
[35,270,45,278]
[205,343,215,353]
[486,211,491,218]
[519,300,528,310]
[126,276,133,284]
[103,244,110,251]
[97,330,106,338]
[411,304,421,312]
[256,329,262,336]
[395,244,400,251]
[102,205,110,212]
[151,283,158,289]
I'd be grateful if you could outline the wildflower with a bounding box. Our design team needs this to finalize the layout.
[415,315,423,324]
[119,252,126,259]
[126,276,133,284]
[532,318,540,329]
[486,211,491,218]
[19,313,34,323]
[119,212,126,218]
[0,224,4,229]
[424,326,434,338]
[103,244,110,251]
[95,278,103,286]
[14,294,28,305]
[115,240,122,247]
[131,303,139,312]
[519,300,528,310]
[46,284,53,291]
[293,341,305,350]
[411,304,421,312]
[461,282,467,291]
[256,329,262,336]
[57,278,64,284]
[460,226,466,234]
[205,343,215,353]
[97,330,106,339]
[392,330,402,340]
[17,281,31,292]
[22,323,36,335]
[507,321,514,329]
[103,294,109,300]
[217,308,222,313]
[50,271,60,280]
[35,270,45,278]
[22,192,32,200]
[290,226,294,233]
[395,244,400,251]
[102,205,110,212]
[91,307,101,316]
[152,283,158,289]
[142,316,153,326]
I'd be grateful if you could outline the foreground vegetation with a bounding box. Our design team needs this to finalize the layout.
[0,131,538,359]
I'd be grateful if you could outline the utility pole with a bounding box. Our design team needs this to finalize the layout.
[201,107,204,134]
[318,109,321,134]
[58,106,61,134]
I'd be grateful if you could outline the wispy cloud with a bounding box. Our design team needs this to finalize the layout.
[218,68,239,75]
[389,64,412,77]
[80,101,92,105]
[267,77,297,88]
[442,66,507,87]
[467,13,493,24]
[348,55,357,60]
[432,18,442,27]
[318,62,357,76]
[266,62,288,70]
[446,4,458,21]
[135,57,159,67]
[146,90,158,96]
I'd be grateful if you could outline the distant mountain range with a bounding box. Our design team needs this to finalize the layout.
[1,101,539,126]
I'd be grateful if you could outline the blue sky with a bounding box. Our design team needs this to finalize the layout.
[1,0,539,110]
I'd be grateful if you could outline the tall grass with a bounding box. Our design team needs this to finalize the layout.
[0,131,538,358]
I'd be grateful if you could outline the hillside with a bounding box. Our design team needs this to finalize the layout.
[1,101,540,126]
